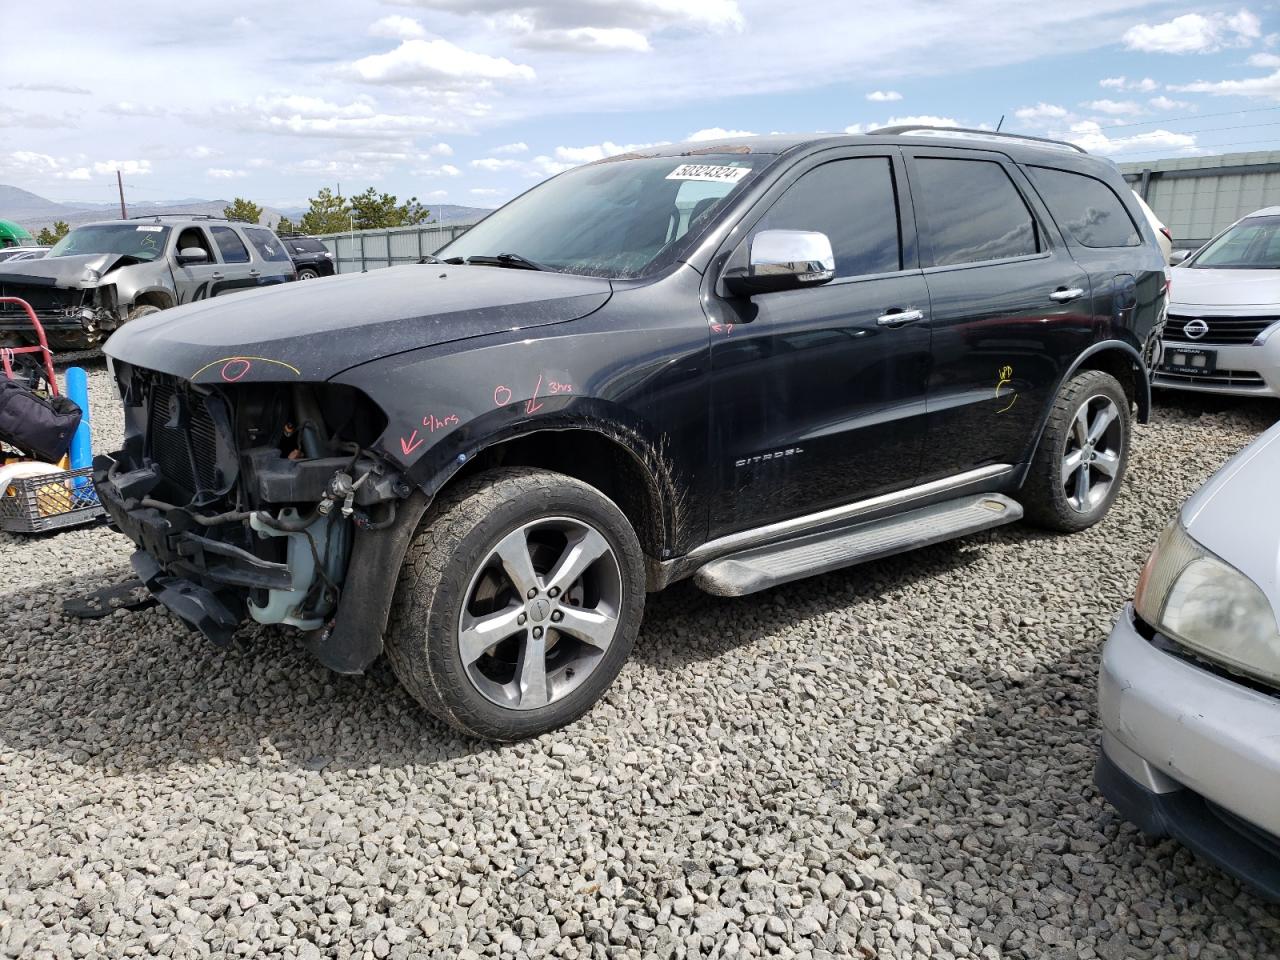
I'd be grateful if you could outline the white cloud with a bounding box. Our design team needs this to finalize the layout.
[1172,68,1280,99]
[1248,52,1280,68]
[470,187,503,196]
[552,140,660,164]
[348,37,536,88]
[1149,95,1191,111]
[396,0,743,31]
[471,157,520,171]
[93,159,151,176]
[186,145,217,159]
[214,94,450,140]
[686,127,756,141]
[417,163,461,177]
[866,90,902,102]
[105,101,168,118]
[369,14,426,39]
[518,26,652,52]
[389,0,740,53]
[1100,76,1158,91]
[1082,98,1143,116]
[1064,120,1197,156]
[491,142,528,154]
[207,168,247,179]
[1014,102,1069,123]
[1123,10,1261,54]
[0,107,73,129]
[425,189,449,199]
[10,82,90,95]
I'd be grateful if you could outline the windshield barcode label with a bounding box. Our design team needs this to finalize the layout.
[665,164,750,183]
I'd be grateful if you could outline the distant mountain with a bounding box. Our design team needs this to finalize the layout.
[0,184,492,234]
[0,184,73,223]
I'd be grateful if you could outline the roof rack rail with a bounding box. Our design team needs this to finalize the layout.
[127,213,230,221]
[868,125,1087,154]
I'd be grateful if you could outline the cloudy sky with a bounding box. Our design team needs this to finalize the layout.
[5,2,1280,210]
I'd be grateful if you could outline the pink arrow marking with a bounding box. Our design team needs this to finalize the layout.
[400,430,426,457]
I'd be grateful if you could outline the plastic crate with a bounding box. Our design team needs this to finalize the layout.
[0,467,105,533]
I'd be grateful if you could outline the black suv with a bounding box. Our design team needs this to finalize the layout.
[279,234,336,280]
[95,129,1165,740]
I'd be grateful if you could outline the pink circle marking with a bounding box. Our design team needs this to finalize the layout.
[221,358,252,382]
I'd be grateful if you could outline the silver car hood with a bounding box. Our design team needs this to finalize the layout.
[1169,265,1280,308]
[1182,421,1280,614]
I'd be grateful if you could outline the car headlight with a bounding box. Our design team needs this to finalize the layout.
[1134,521,1280,685]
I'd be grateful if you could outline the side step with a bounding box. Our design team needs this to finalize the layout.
[693,493,1022,597]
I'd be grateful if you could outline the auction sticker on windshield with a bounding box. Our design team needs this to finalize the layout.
[136,226,164,231]
[666,164,751,183]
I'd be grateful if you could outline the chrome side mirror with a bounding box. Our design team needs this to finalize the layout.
[177,247,209,266]
[724,229,835,296]
[1169,249,1191,265]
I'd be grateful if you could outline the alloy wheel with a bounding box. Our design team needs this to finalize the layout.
[1061,394,1123,513]
[456,517,622,711]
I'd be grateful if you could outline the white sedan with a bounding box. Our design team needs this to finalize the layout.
[1096,421,1280,901]
[1154,206,1280,397]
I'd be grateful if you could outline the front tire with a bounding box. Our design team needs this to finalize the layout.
[297,267,319,280]
[386,468,646,741]
[1022,369,1130,532]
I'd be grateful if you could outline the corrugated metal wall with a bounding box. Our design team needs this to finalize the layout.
[1120,151,1280,250]
[314,221,481,274]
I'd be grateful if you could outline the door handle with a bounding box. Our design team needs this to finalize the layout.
[876,308,926,328]
[1049,287,1085,303]
[211,272,224,280]
[250,269,261,277]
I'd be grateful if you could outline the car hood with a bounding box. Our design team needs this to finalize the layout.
[1182,421,1280,615]
[1169,265,1280,308]
[0,253,140,288]
[105,264,614,382]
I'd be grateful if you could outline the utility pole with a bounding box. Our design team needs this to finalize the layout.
[116,169,128,218]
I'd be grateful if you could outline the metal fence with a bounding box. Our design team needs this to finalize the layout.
[314,220,481,274]
[1119,150,1280,251]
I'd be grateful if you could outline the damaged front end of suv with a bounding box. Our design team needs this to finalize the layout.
[94,358,411,672]
[0,253,140,348]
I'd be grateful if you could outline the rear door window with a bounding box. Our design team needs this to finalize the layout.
[211,226,251,264]
[913,158,1040,266]
[754,157,902,278]
[243,228,291,263]
[1027,166,1141,248]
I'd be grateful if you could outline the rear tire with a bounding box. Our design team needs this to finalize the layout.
[1022,369,1130,533]
[385,467,646,741]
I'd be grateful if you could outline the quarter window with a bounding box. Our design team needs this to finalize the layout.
[1027,166,1141,248]
[243,227,290,263]
[914,158,1040,266]
[211,226,251,264]
[754,158,902,279]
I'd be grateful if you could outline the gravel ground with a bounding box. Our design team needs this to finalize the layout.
[2,366,1279,959]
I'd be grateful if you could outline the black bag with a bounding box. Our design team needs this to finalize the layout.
[0,378,83,463]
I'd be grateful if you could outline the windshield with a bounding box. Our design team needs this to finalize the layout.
[49,224,171,262]
[1189,216,1280,269]
[437,154,768,278]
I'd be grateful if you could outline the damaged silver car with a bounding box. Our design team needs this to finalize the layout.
[0,215,296,350]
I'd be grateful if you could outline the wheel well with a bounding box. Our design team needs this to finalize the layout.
[1075,348,1144,418]
[441,429,668,559]
[132,290,174,311]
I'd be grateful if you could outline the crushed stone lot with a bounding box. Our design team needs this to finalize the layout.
[2,365,1279,960]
